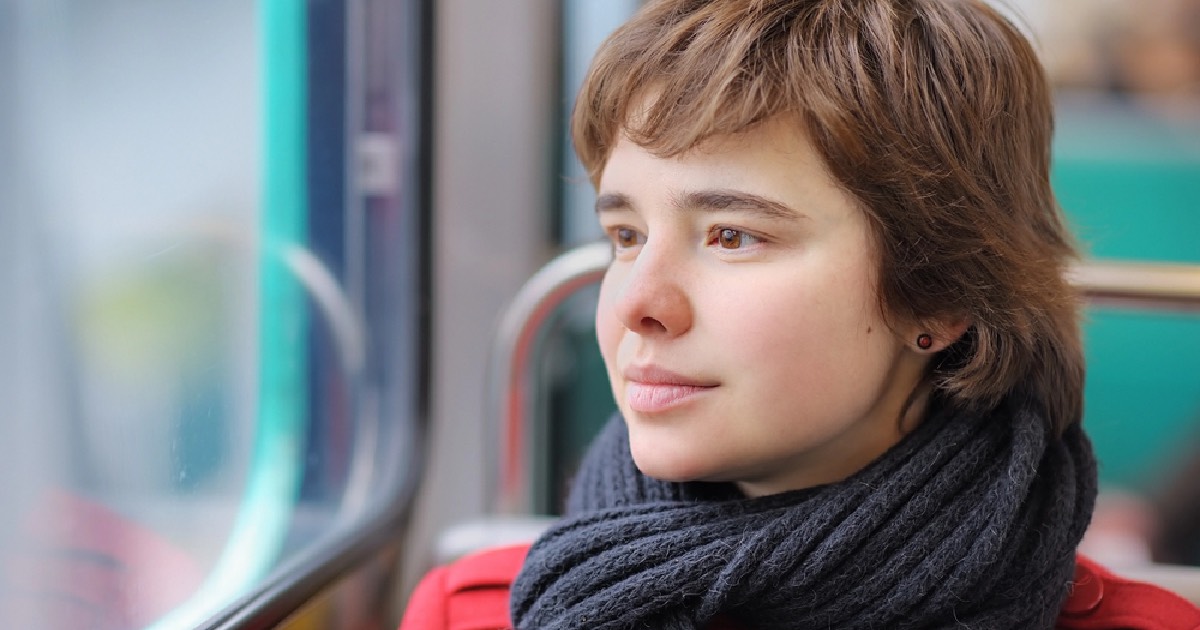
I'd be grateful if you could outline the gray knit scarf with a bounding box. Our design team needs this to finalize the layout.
[510,393,1097,629]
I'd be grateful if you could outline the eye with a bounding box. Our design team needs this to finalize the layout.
[709,227,760,250]
[606,226,645,252]
[717,228,742,249]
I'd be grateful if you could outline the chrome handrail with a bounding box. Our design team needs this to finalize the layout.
[1068,260,1200,310]
[486,242,612,514]
[489,249,1200,514]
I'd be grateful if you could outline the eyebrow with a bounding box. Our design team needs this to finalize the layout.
[594,189,803,220]
[594,192,633,214]
[676,190,802,220]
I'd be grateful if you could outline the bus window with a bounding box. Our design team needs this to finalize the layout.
[0,0,429,627]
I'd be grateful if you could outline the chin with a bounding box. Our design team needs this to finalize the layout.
[628,435,715,483]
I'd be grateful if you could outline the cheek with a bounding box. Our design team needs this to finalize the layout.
[710,269,882,379]
[594,275,622,364]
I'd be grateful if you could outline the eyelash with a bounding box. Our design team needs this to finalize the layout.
[706,226,763,251]
[603,225,765,254]
[605,226,645,254]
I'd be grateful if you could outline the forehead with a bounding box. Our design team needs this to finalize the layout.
[598,117,856,220]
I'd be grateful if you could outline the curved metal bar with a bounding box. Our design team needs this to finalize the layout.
[490,251,1200,514]
[1068,260,1200,310]
[487,242,612,514]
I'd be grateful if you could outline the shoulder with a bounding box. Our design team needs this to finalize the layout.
[397,542,748,630]
[398,543,530,630]
[1057,555,1200,630]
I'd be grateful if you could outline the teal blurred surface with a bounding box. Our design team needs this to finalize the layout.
[1053,96,1200,491]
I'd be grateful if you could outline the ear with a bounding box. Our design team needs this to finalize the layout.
[908,317,970,353]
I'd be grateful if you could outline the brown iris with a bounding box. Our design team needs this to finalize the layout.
[717,228,743,249]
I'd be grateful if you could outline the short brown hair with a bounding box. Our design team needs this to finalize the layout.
[573,0,1084,433]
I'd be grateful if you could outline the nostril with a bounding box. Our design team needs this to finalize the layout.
[639,316,666,332]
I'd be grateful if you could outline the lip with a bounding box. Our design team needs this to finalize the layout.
[622,364,718,414]
[622,364,718,387]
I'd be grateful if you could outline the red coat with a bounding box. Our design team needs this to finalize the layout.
[398,543,1200,630]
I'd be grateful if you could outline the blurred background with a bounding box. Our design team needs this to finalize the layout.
[0,0,1196,628]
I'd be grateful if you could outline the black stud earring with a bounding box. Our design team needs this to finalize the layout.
[916,333,933,350]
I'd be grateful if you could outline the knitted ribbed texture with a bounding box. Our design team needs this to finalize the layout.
[511,393,1097,629]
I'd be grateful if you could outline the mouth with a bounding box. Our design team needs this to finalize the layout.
[622,364,719,387]
[622,364,718,414]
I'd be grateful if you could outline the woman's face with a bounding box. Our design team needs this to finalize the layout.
[594,118,932,497]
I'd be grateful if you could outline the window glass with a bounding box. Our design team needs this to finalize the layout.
[558,0,641,247]
[0,1,420,626]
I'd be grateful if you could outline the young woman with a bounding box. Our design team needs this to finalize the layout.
[402,1,1200,628]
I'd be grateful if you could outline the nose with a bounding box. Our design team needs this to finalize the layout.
[608,245,693,337]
